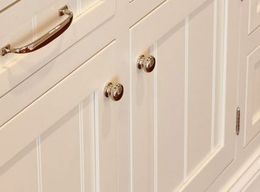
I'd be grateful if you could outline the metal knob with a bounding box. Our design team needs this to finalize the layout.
[137,55,156,73]
[104,82,124,101]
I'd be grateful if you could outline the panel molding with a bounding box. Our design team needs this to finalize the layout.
[228,154,260,191]
[244,45,260,145]
[130,0,239,191]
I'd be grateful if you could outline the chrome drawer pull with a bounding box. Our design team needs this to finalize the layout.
[1,5,73,56]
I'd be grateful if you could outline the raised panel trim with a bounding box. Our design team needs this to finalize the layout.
[130,0,211,56]
[130,0,239,191]
[249,0,260,34]
[245,45,260,145]
[228,154,260,191]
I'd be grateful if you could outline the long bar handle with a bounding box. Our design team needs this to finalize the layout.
[1,5,73,56]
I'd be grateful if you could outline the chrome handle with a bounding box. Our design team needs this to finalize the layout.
[1,5,73,56]
[137,55,156,73]
[104,82,124,101]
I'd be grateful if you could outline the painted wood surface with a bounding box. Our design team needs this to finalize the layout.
[130,0,238,191]
[240,0,260,147]
[249,0,260,34]
[0,0,115,97]
[0,42,129,192]
[0,0,259,191]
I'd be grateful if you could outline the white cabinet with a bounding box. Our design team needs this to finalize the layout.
[0,0,115,96]
[130,0,239,191]
[240,0,260,146]
[0,0,259,191]
[0,41,128,192]
[203,1,260,191]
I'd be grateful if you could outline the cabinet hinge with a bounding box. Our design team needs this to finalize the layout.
[236,107,241,135]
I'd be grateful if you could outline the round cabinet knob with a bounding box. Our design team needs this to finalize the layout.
[137,55,156,73]
[104,82,124,101]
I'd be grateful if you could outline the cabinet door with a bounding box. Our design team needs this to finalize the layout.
[130,0,239,191]
[0,42,128,192]
[240,0,260,146]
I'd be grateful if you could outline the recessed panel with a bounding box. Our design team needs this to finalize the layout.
[245,46,260,144]
[187,1,214,174]
[131,0,235,191]
[41,106,81,192]
[40,95,96,192]
[157,23,185,192]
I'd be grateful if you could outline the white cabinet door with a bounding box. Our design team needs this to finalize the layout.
[130,0,239,191]
[240,0,260,147]
[0,42,128,192]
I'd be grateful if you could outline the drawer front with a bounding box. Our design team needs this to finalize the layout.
[0,18,115,128]
[249,0,260,34]
[0,42,126,192]
[0,0,115,97]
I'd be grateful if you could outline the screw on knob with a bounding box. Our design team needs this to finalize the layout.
[104,82,124,101]
[137,55,156,73]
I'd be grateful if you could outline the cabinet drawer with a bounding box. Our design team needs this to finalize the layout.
[0,18,115,128]
[0,0,115,97]
[249,0,260,33]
